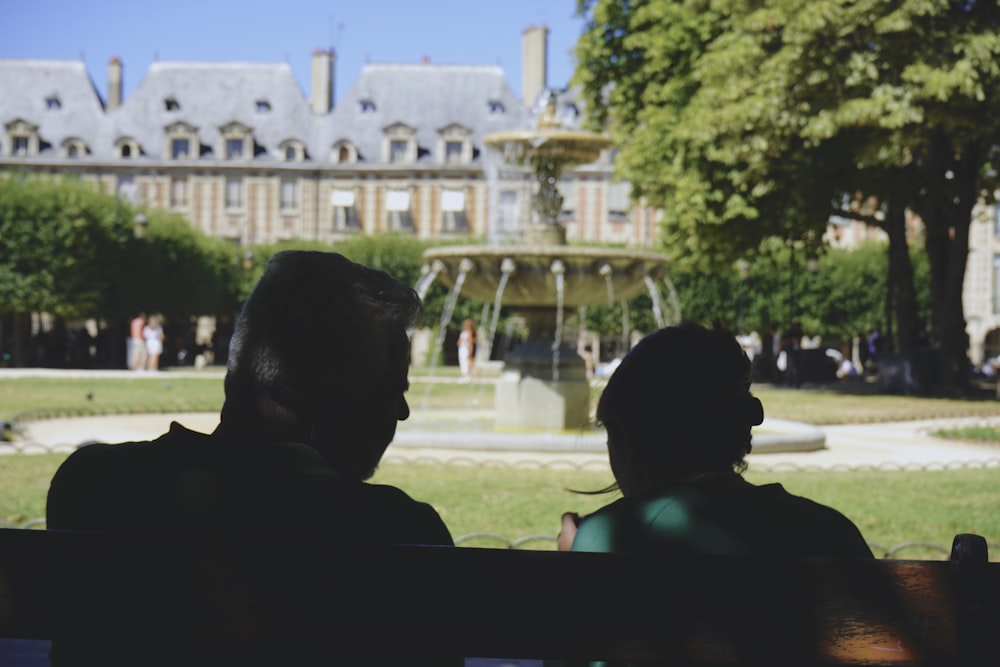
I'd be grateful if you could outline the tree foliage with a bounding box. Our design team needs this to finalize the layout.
[575,0,1000,392]
[0,176,115,317]
[0,176,244,365]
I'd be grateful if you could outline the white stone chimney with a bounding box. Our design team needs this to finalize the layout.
[311,48,334,114]
[107,56,123,111]
[521,24,549,106]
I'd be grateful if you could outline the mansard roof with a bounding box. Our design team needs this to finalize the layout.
[0,59,106,154]
[0,57,536,165]
[114,61,312,161]
[323,63,530,163]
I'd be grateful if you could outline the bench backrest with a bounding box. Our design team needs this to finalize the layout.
[0,529,995,665]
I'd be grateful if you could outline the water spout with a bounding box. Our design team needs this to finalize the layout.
[598,262,614,304]
[551,259,566,381]
[644,275,666,329]
[486,258,516,360]
[431,258,474,370]
[416,260,445,301]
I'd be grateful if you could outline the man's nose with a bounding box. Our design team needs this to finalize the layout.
[398,396,410,421]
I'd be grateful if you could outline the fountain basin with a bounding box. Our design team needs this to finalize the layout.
[423,245,670,308]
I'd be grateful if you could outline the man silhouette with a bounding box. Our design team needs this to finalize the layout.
[47,251,453,664]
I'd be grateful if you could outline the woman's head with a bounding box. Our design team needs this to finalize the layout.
[595,323,764,495]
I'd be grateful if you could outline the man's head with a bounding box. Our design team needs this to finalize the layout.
[220,251,420,480]
[596,323,764,495]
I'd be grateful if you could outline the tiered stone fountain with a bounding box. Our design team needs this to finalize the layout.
[421,91,671,430]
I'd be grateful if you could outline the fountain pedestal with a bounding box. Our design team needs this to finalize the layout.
[495,343,590,431]
[494,307,591,430]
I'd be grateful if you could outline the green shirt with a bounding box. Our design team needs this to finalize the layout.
[572,473,872,559]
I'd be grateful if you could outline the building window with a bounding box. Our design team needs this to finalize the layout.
[226,138,244,160]
[171,178,188,207]
[445,141,463,164]
[218,121,252,162]
[441,189,468,232]
[385,190,412,230]
[117,176,137,203]
[488,100,505,114]
[256,99,271,113]
[225,177,243,208]
[45,96,61,110]
[13,136,29,156]
[360,99,376,113]
[280,178,298,210]
[285,146,296,161]
[607,180,632,222]
[437,124,471,165]
[994,204,1000,237]
[497,191,519,235]
[66,144,79,158]
[165,97,180,111]
[332,141,357,164]
[383,123,416,163]
[171,138,190,159]
[389,140,408,163]
[331,189,359,230]
[116,137,141,159]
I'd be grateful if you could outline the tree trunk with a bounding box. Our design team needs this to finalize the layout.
[884,201,921,353]
[915,131,974,395]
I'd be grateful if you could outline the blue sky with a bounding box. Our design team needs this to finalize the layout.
[3,0,586,104]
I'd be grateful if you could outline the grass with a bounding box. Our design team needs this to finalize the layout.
[3,372,1000,426]
[2,371,999,557]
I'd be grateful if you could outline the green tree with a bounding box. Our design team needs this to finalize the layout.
[575,0,1000,393]
[0,176,243,367]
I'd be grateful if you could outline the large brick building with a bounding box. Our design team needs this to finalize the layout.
[0,26,658,251]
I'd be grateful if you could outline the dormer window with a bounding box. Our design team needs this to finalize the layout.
[382,123,416,164]
[437,123,472,165]
[279,139,306,162]
[5,119,39,157]
[218,121,252,161]
[226,138,244,160]
[359,99,376,113]
[256,99,271,113]
[163,120,199,160]
[45,96,61,110]
[390,140,407,162]
[164,97,180,112]
[171,139,190,159]
[62,138,87,158]
[331,140,358,164]
[488,100,505,114]
[116,136,141,159]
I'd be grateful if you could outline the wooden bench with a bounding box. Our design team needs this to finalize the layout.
[0,528,995,666]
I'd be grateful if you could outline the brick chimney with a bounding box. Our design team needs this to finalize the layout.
[107,56,123,111]
[521,24,549,106]
[311,48,334,114]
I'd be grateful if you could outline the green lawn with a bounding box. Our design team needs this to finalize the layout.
[2,372,999,557]
[3,373,1000,425]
